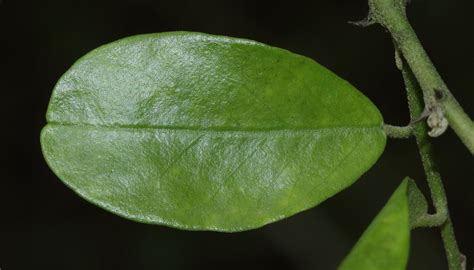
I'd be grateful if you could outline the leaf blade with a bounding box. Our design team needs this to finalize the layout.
[41,32,386,231]
[338,179,415,270]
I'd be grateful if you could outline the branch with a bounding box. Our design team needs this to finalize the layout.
[397,49,464,270]
[364,0,474,154]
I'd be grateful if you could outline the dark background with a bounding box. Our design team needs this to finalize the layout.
[3,0,474,269]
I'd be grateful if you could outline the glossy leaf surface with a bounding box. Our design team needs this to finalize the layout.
[338,178,419,270]
[41,32,386,231]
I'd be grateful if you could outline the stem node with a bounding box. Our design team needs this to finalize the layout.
[367,0,474,153]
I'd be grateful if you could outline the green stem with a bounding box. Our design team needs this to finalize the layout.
[384,124,412,138]
[367,0,474,154]
[399,51,463,270]
[411,213,445,228]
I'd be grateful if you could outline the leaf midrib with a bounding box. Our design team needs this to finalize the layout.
[46,121,383,134]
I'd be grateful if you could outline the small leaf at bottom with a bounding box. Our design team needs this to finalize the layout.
[338,179,412,270]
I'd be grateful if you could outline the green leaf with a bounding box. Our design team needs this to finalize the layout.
[338,178,423,270]
[407,179,428,227]
[41,32,386,232]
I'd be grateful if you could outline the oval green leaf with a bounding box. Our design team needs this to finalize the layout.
[41,32,386,232]
[338,178,422,270]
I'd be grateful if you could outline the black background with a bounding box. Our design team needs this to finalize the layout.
[3,0,474,269]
